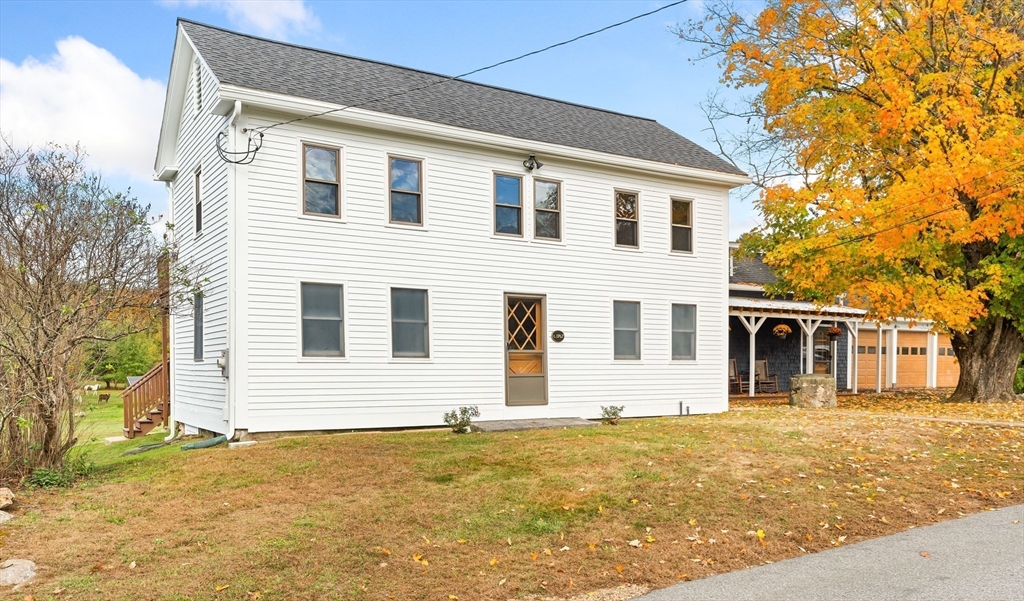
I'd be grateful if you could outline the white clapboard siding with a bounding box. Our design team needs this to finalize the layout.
[229,109,730,433]
[168,56,230,433]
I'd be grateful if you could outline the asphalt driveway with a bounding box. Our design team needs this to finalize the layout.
[636,504,1024,601]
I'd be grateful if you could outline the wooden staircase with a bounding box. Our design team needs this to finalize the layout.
[123,360,169,439]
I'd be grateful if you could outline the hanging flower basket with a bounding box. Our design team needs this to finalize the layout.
[827,326,843,340]
[773,324,792,339]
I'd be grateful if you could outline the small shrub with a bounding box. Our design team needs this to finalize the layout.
[600,405,625,425]
[443,406,480,434]
[25,456,95,488]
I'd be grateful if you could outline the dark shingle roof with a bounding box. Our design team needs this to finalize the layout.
[180,20,745,176]
[730,254,776,286]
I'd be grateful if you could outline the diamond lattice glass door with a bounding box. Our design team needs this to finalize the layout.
[506,295,547,406]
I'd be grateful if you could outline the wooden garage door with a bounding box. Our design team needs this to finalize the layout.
[936,334,960,388]
[856,338,887,390]
[896,332,929,387]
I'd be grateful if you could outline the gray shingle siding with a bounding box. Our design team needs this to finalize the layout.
[180,19,745,176]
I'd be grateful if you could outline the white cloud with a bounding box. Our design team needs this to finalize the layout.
[164,1,320,39]
[0,37,166,181]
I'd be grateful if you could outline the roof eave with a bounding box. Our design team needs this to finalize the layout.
[215,84,752,188]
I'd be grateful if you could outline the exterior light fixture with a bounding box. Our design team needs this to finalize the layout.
[523,154,543,171]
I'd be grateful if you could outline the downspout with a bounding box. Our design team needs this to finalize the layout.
[164,180,179,442]
[223,99,242,442]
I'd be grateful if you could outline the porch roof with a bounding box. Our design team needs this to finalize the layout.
[728,297,867,319]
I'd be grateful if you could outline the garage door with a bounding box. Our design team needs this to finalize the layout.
[856,338,887,390]
[935,334,960,388]
[896,332,929,387]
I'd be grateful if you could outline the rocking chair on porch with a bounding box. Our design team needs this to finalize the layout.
[729,358,749,394]
[755,359,780,393]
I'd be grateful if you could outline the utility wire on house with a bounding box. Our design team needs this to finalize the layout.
[215,0,690,164]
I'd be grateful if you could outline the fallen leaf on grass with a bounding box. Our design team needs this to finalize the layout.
[247,592,262,600]
[489,558,498,566]
[215,584,230,592]
[756,529,767,546]
[628,539,641,548]
[448,595,458,600]
[615,565,624,573]
[530,552,539,561]
[456,539,467,544]
[688,518,697,526]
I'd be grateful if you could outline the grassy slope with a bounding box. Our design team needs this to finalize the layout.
[4,394,1022,601]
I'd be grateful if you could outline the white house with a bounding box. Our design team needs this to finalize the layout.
[151,19,749,438]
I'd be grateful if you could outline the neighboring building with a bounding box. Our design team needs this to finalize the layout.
[152,20,749,437]
[727,245,960,395]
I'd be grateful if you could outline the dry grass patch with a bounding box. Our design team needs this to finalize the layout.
[3,397,1022,600]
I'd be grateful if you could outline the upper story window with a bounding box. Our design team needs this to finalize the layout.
[671,303,696,360]
[494,174,522,236]
[671,199,693,253]
[614,191,639,248]
[389,157,422,225]
[534,179,561,241]
[391,288,429,358]
[301,283,345,357]
[194,167,202,235]
[193,293,203,361]
[303,144,340,216]
[613,300,641,360]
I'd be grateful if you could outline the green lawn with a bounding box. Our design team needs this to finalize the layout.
[75,389,127,444]
[6,394,1021,601]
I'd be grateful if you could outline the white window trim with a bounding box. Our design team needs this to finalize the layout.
[492,170,525,239]
[670,301,698,362]
[295,278,350,362]
[386,284,434,362]
[386,152,428,229]
[612,188,642,251]
[297,138,346,222]
[669,197,695,255]
[611,298,643,362]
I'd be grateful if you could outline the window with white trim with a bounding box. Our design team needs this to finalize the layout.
[301,283,344,357]
[193,293,203,361]
[613,301,640,359]
[391,288,429,358]
[671,304,696,360]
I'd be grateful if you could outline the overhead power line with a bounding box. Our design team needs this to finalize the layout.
[216,0,690,164]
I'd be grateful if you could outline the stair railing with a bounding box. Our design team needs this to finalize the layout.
[122,360,168,439]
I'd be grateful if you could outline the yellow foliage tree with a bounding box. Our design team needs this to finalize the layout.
[682,0,1024,401]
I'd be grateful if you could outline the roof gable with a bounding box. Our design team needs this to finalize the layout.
[178,19,745,176]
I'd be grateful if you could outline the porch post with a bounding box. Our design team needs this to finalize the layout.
[795,317,823,374]
[889,328,899,388]
[846,321,859,394]
[876,323,883,392]
[738,315,767,397]
[926,331,938,388]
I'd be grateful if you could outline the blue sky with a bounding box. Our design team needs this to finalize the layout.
[0,0,759,237]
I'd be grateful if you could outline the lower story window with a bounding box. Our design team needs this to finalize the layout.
[193,293,203,361]
[301,283,344,356]
[671,304,696,360]
[613,301,640,360]
[392,288,429,357]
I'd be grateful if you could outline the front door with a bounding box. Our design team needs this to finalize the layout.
[505,295,547,406]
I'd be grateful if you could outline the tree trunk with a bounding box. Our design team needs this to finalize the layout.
[949,318,1024,402]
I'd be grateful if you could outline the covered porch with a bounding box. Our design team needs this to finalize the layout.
[728,297,867,397]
